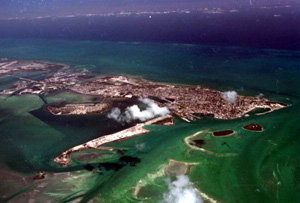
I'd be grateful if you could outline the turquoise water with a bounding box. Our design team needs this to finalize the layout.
[0,38,299,202]
[0,38,299,97]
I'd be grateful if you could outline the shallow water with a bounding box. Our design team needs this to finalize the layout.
[0,38,299,202]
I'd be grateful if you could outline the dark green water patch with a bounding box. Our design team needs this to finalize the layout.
[119,156,141,167]
[247,108,271,116]
[44,90,105,105]
[30,106,126,140]
[71,149,121,165]
[189,139,206,148]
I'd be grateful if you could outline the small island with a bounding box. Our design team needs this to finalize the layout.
[212,130,235,136]
[33,171,46,180]
[243,124,263,132]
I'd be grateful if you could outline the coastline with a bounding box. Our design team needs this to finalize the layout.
[53,115,174,166]
[0,60,288,167]
[0,39,298,203]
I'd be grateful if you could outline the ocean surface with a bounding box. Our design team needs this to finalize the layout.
[1,8,300,50]
[0,38,299,202]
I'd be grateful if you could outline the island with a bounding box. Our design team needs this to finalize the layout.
[212,130,235,136]
[68,76,286,121]
[0,60,287,166]
[243,124,263,131]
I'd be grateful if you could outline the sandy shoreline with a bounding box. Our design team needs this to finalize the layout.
[54,115,174,166]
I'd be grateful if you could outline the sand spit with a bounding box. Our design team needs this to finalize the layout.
[54,115,174,166]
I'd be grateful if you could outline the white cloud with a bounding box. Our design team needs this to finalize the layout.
[107,98,170,123]
[163,175,203,203]
[221,91,238,103]
[107,107,122,121]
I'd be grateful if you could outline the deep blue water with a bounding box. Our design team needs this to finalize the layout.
[0,8,299,50]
